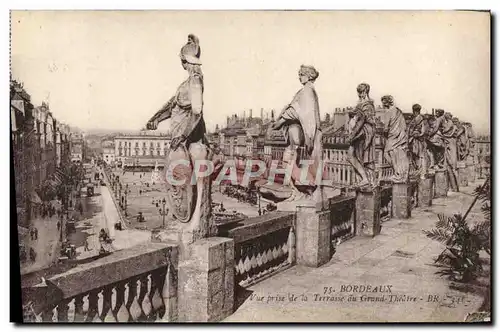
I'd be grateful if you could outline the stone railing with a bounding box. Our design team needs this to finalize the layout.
[376,164,394,183]
[328,195,356,246]
[22,243,178,323]
[223,211,295,288]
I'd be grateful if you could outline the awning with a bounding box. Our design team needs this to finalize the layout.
[18,225,29,237]
[30,191,42,204]
[255,180,293,200]
[11,99,25,115]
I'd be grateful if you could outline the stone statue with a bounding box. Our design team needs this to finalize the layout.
[407,104,429,178]
[146,34,214,243]
[426,109,446,170]
[442,112,459,191]
[380,95,410,183]
[347,83,376,188]
[271,65,325,201]
[454,117,468,162]
[464,122,476,161]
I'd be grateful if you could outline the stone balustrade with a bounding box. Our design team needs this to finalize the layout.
[22,243,178,323]
[327,195,356,246]
[222,211,296,288]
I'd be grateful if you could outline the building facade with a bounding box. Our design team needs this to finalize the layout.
[114,131,172,167]
[10,80,72,226]
[101,139,115,165]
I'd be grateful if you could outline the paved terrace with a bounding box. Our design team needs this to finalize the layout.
[225,180,490,323]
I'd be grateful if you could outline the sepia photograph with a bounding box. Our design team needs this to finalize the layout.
[9,10,491,323]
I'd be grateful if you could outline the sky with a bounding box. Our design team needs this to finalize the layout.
[11,10,491,133]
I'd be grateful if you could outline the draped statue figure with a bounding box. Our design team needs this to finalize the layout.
[146,34,214,242]
[426,109,446,170]
[442,112,459,191]
[407,103,429,178]
[380,95,409,183]
[271,65,328,201]
[454,117,468,162]
[347,83,376,188]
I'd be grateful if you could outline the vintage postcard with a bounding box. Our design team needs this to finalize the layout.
[10,10,491,323]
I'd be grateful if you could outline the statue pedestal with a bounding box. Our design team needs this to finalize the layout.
[178,237,234,322]
[392,182,411,219]
[418,174,434,207]
[355,186,381,237]
[434,169,448,198]
[295,202,332,268]
[458,162,468,187]
[466,158,476,183]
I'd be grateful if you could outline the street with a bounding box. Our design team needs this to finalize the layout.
[71,185,151,260]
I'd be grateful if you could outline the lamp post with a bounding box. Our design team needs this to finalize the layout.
[161,198,166,228]
[257,188,262,216]
[124,184,129,217]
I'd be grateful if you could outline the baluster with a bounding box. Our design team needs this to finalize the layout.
[56,299,70,322]
[288,226,296,265]
[73,294,85,322]
[115,283,130,322]
[128,279,142,322]
[150,272,163,321]
[140,274,153,320]
[85,290,99,322]
[102,286,116,322]
[161,263,177,322]
[255,251,263,278]
[66,298,75,322]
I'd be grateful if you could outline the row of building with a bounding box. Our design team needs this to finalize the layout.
[97,107,490,178]
[10,80,84,227]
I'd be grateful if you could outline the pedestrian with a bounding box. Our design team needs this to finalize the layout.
[29,247,36,262]
[57,221,60,230]
[84,238,90,252]
[30,228,34,240]
[34,228,38,240]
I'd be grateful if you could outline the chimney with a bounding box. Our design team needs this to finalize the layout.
[243,110,246,119]
[260,108,263,119]
[249,109,253,118]
[271,109,275,121]
[432,108,435,116]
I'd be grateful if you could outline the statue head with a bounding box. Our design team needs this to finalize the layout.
[412,103,422,115]
[357,83,370,100]
[298,65,319,84]
[444,112,453,120]
[435,109,444,117]
[180,34,202,69]
[381,95,394,109]
[452,117,459,124]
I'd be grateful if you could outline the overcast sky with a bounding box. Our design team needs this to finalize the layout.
[11,10,490,133]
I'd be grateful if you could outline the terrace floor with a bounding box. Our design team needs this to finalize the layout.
[225,179,490,323]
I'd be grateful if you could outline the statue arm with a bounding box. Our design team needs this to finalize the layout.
[418,120,428,137]
[349,111,365,139]
[148,96,175,125]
